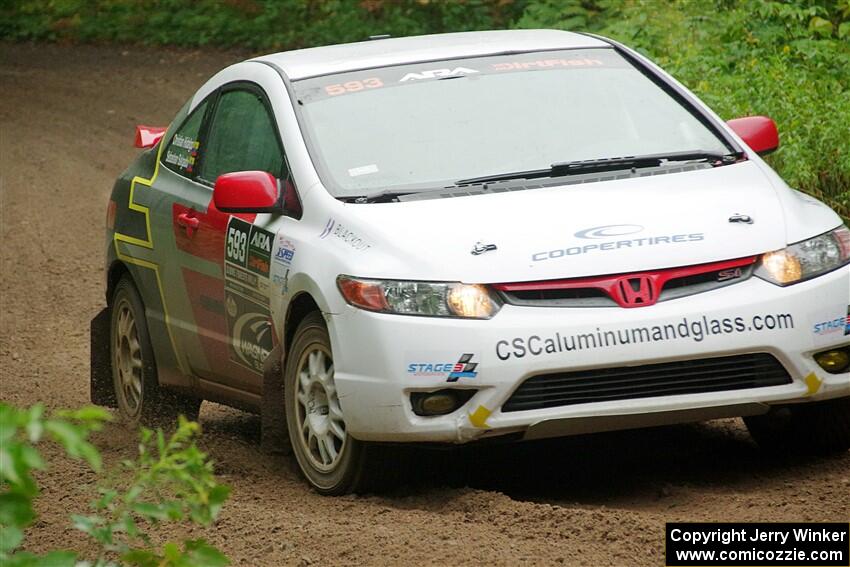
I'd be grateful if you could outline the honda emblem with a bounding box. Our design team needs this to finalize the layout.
[616,275,657,307]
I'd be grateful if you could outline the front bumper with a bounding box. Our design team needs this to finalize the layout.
[328,267,850,443]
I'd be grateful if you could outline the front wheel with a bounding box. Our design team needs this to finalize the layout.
[284,312,382,495]
[745,397,850,455]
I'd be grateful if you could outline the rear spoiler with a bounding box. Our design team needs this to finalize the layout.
[134,125,167,149]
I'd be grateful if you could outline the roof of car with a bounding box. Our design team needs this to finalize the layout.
[251,29,610,80]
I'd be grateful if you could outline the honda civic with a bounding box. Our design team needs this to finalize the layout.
[92,29,850,494]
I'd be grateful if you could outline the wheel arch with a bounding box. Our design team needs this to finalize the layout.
[103,258,188,391]
[106,260,132,306]
[284,291,322,356]
[261,290,324,455]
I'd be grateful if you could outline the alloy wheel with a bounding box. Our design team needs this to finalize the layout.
[294,346,346,472]
[114,297,143,415]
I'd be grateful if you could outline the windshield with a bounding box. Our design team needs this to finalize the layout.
[292,48,732,198]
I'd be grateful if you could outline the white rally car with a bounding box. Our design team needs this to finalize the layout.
[93,30,850,494]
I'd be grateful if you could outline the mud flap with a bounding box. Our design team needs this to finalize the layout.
[261,343,291,455]
[90,307,116,407]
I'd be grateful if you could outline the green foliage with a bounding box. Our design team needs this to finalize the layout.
[516,0,850,220]
[0,403,109,563]
[77,417,231,566]
[0,404,230,567]
[0,0,527,49]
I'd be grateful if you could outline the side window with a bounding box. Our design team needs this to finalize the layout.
[198,89,284,183]
[162,100,208,176]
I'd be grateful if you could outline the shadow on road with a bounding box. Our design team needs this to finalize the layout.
[196,403,838,505]
[409,421,772,504]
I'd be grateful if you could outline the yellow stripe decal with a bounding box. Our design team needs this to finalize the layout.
[113,138,185,373]
[469,405,492,428]
[804,372,822,396]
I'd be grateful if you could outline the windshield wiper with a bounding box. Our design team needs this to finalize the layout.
[340,188,440,204]
[455,150,738,186]
[340,151,739,202]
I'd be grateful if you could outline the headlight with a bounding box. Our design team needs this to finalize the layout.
[337,276,501,319]
[755,225,850,286]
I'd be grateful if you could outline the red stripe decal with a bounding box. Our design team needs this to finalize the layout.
[172,201,255,264]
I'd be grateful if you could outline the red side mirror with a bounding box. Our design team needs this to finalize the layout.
[134,125,167,149]
[214,171,280,213]
[727,116,779,156]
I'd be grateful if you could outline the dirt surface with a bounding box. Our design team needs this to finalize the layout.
[1,42,848,566]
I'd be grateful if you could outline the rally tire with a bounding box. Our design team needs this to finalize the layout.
[284,311,383,495]
[110,275,200,426]
[745,397,850,455]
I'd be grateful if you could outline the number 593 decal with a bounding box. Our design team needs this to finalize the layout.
[324,77,383,96]
[226,217,273,277]
[226,224,248,263]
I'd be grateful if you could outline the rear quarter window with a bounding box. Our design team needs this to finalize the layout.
[162,100,208,177]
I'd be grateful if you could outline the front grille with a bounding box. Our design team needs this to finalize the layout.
[502,353,791,412]
[496,259,755,308]
[508,286,612,305]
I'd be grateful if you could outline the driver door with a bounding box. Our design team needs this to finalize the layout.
[170,83,286,400]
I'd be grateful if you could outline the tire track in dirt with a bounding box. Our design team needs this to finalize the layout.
[1,42,847,566]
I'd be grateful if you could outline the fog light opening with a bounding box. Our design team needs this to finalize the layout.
[814,346,850,374]
[411,389,476,417]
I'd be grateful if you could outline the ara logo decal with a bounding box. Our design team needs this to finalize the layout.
[399,67,479,82]
[250,230,271,253]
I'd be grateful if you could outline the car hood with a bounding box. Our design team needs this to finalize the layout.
[340,162,790,283]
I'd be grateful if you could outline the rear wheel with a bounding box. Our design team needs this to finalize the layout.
[284,311,381,495]
[111,275,200,426]
[745,397,850,455]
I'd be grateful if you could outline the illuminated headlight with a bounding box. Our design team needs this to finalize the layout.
[755,225,850,285]
[337,276,501,319]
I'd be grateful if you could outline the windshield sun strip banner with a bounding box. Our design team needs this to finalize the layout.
[292,48,629,103]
